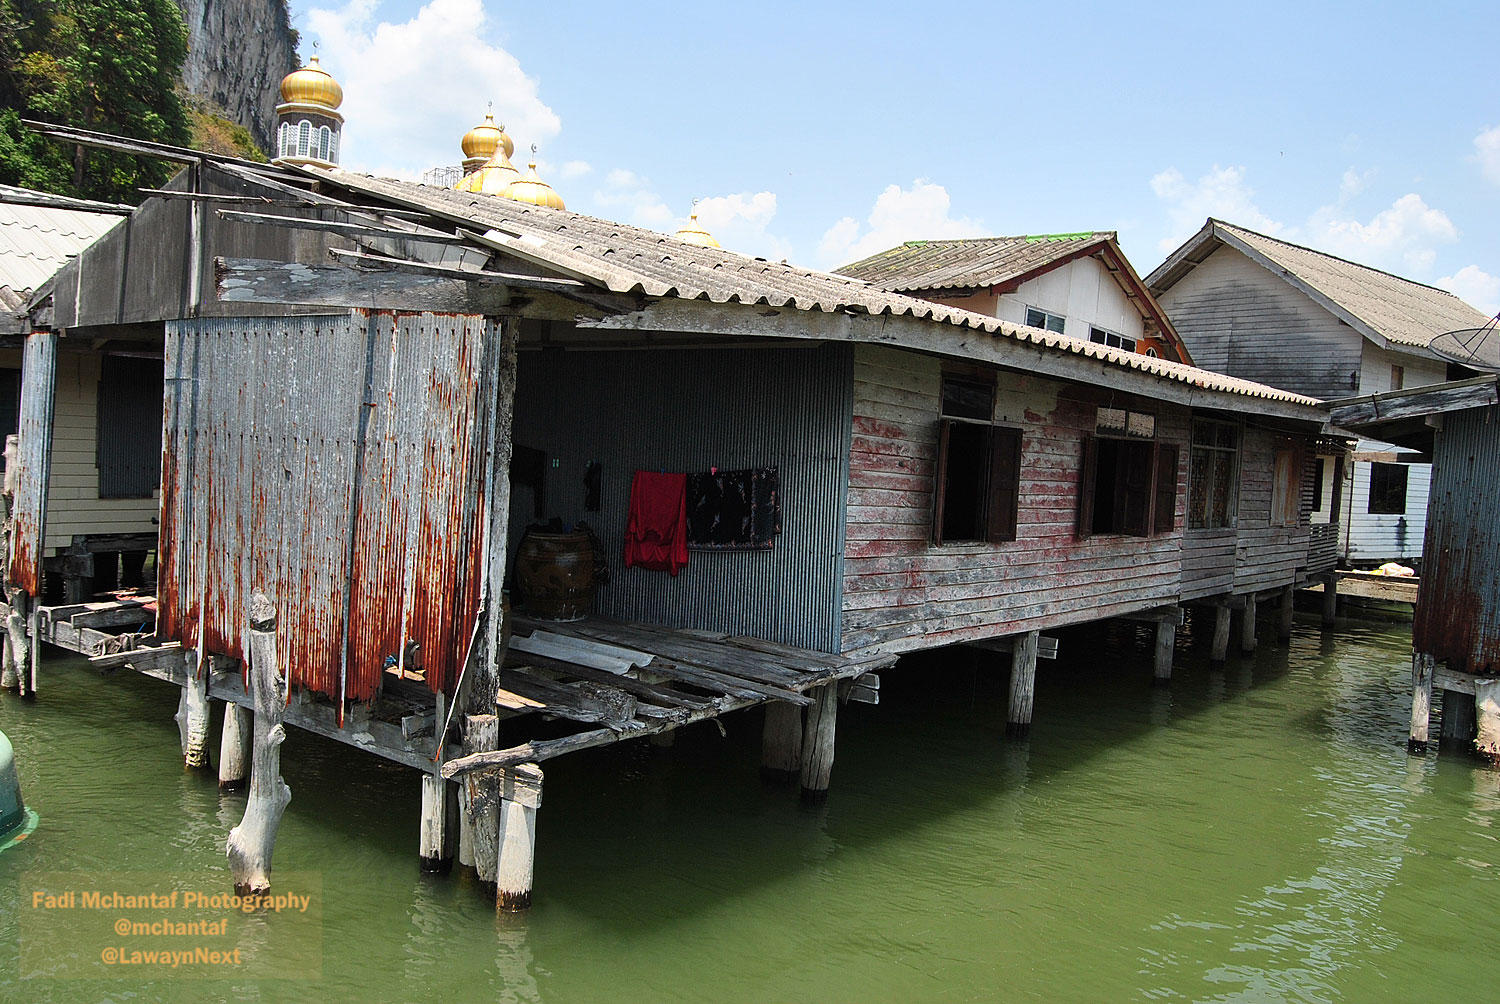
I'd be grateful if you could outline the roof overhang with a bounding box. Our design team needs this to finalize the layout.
[1326,374,1500,450]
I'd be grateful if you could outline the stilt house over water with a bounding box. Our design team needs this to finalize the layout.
[2,119,1342,908]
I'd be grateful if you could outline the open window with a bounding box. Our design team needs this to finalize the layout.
[1077,408,1177,538]
[1367,462,1408,515]
[933,375,1022,545]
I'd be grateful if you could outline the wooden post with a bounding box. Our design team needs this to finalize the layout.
[218,701,252,790]
[176,651,212,769]
[1210,606,1231,662]
[761,702,803,781]
[496,764,542,912]
[799,683,838,801]
[226,593,292,896]
[463,714,501,894]
[1277,585,1295,643]
[1321,575,1338,628]
[1407,651,1435,755]
[1007,630,1039,737]
[1475,678,1500,762]
[1239,596,1258,653]
[419,773,456,874]
[1440,688,1477,748]
[1153,620,1176,684]
[0,587,21,692]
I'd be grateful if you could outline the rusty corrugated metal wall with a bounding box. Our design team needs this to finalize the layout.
[8,332,57,595]
[160,310,501,704]
[509,343,852,652]
[1414,404,1500,673]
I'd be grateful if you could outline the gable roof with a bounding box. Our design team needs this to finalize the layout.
[1147,218,1492,353]
[0,190,121,316]
[834,233,1114,292]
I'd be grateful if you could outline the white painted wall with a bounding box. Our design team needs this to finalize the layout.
[996,256,1145,343]
[1357,339,1447,393]
[1340,450,1430,565]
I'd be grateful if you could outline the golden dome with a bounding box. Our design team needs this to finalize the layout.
[454,148,522,195]
[460,112,514,173]
[673,211,721,248]
[279,55,343,110]
[500,157,565,211]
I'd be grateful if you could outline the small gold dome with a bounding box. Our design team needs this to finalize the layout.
[460,112,514,172]
[673,211,721,248]
[454,149,522,195]
[279,55,343,110]
[500,158,565,211]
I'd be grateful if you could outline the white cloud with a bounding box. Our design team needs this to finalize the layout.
[1476,126,1500,186]
[559,160,592,179]
[682,192,791,260]
[591,169,672,229]
[1150,165,1283,253]
[816,180,985,268]
[1437,265,1500,316]
[1306,193,1458,273]
[305,0,560,178]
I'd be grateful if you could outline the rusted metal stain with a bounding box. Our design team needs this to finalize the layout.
[8,332,58,596]
[160,310,498,704]
[1414,404,1500,673]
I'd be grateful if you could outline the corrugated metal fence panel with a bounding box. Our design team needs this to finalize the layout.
[161,311,495,702]
[1414,404,1500,673]
[9,332,57,595]
[509,343,853,653]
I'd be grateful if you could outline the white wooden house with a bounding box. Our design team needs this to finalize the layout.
[1147,219,1491,567]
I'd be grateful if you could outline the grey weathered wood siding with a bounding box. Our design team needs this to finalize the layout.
[840,345,1188,655]
[1232,427,1312,593]
[1156,245,1363,400]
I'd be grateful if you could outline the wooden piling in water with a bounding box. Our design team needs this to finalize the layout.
[464,714,501,895]
[0,587,21,692]
[761,702,803,782]
[226,593,292,896]
[1240,596,1258,653]
[1475,678,1500,762]
[799,683,838,801]
[1210,606,1231,663]
[1278,585,1295,643]
[419,774,456,874]
[176,651,212,769]
[1407,651,1435,755]
[218,702,252,790]
[1153,621,1176,684]
[1321,575,1338,628]
[1007,630,1039,737]
[496,764,542,912]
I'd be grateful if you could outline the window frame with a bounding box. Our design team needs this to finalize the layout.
[1024,306,1066,334]
[1077,409,1176,539]
[1367,461,1409,515]
[1089,326,1138,353]
[932,374,1023,546]
[1187,418,1241,530]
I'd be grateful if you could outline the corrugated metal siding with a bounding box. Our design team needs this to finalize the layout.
[1414,405,1500,673]
[159,310,500,703]
[9,332,57,594]
[508,343,852,653]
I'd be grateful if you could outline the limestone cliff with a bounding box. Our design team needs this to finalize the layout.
[175,0,300,156]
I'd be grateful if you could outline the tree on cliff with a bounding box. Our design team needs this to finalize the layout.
[0,0,191,202]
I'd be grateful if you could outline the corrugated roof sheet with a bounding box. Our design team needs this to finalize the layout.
[1153,219,1492,349]
[304,170,1324,409]
[0,199,121,298]
[833,233,1114,291]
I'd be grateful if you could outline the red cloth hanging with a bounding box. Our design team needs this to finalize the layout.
[624,471,689,575]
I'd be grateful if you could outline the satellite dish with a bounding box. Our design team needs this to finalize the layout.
[1430,315,1500,372]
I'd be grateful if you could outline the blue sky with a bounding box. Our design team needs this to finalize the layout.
[290,0,1500,312]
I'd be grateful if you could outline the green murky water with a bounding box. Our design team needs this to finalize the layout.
[2,614,1496,1002]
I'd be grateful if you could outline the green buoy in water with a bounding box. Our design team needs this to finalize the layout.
[0,729,27,840]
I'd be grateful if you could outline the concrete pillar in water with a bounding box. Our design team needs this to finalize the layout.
[218,702,252,790]
[1007,630,1039,737]
[1321,575,1338,628]
[1278,585,1295,643]
[799,683,838,801]
[1239,596,1258,654]
[419,774,457,874]
[1408,651,1435,754]
[1440,688,1477,749]
[1210,606,1231,663]
[1153,620,1176,684]
[176,651,211,769]
[761,702,803,782]
[495,764,542,912]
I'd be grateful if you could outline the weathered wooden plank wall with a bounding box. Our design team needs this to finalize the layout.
[1232,427,1311,594]
[840,345,1188,655]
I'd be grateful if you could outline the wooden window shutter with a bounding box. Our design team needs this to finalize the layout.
[1076,434,1097,538]
[1154,443,1178,535]
[986,427,1022,544]
[933,418,953,546]
[1120,442,1153,537]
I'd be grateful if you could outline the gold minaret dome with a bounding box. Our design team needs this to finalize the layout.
[460,109,514,173]
[673,206,720,248]
[279,55,343,110]
[454,147,522,195]
[500,149,565,210]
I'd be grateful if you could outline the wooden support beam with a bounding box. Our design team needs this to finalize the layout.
[216,208,471,245]
[760,702,803,782]
[495,764,542,912]
[1121,605,1186,627]
[462,715,501,895]
[1210,606,1231,663]
[176,651,211,769]
[1322,575,1338,628]
[218,701,251,791]
[1154,620,1176,684]
[226,594,292,896]
[1278,585,1295,643]
[1007,631,1039,738]
[419,774,457,875]
[0,588,23,692]
[216,257,517,315]
[969,634,1060,660]
[1408,652,1435,754]
[799,683,838,802]
[1239,596,1258,654]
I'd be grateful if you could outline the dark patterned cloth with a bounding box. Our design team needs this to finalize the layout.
[686,467,782,550]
